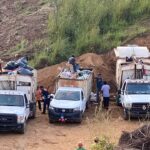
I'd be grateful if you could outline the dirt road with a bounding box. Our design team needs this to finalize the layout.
[0,103,142,150]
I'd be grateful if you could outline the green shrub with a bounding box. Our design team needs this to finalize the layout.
[91,137,114,150]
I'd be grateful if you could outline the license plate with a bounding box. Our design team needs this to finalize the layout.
[62,109,65,112]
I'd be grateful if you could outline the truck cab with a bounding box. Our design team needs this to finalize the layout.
[120,79,150,119]
[0,90,30,133]
[49,87,86,123]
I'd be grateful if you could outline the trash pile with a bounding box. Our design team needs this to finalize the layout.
[59,68,92,79]
[116,124,150,150]
[2,57,33,76]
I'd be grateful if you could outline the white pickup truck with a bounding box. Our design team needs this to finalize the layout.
[114,46,150,119]
[49,68,93,123]
[0,70,37,133]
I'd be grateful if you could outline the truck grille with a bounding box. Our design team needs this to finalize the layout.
[132,103,150,112]
[54,108,74,113]
[0,114,17,125]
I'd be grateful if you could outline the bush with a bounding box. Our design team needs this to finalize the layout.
[91,137,114,150]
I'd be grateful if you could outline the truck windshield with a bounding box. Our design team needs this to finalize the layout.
[126,83,150,94]
[0,95,24,107]
[55,90,80,101]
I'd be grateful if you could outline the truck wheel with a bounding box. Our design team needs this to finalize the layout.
[49,118,55,124]
[76,113,83,123]
[86,101,89,109]
[123,109,129,120]
[18,122,26,134]
[31,110,36,119]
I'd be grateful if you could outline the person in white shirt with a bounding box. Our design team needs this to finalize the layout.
[101,81,110,110]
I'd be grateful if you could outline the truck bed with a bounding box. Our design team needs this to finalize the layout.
[56,68,93,101]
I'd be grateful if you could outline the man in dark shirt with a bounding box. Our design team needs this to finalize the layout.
[68,55,76,72]
[40,86,50,114]
[95,74,103,104]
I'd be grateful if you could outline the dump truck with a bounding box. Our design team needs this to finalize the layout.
[114,46,150,119]
[49,68,93,123]
[0,69,37,133]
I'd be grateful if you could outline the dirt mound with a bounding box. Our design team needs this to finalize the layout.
[116,124,150,150]
[38,52,117,93]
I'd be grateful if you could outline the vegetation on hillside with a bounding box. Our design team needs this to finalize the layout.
[30,0,150,68]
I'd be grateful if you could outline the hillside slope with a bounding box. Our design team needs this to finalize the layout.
[38,33,150,92]
[0,0,51,60]
[0,0,150,65]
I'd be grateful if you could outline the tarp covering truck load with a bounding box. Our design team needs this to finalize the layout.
[115,46,150,120]
[49,68,93,123]
[0,57,37,133]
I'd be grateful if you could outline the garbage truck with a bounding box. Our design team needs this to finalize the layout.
[48,68,93,123]
[0,59,37,133]
[114,46,150,119]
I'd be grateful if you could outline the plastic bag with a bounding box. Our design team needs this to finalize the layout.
[17,67,33,76]
[3,61,19,70]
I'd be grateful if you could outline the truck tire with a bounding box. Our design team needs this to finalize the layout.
[76,112,83,123]
[30,103,36,119]
[123,109,129,120]
[49,118,55,123]
[86,101,89,109]
[18,121,26,134]
[31,109,36,119]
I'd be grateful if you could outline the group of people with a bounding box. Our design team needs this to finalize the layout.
[36,86,53,114]
[96,73,110,110]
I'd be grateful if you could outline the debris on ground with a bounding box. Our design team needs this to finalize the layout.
[116,124,150,150]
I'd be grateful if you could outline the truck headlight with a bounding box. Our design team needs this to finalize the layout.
[124,103,132,109]
[74,107,80,112]
[49,105,54,110]
[17,115,25,123]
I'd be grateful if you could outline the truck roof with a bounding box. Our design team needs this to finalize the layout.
[57,87,83,91]
[125,79,150,83]
[0,90,25,95]
[114,46,150,58]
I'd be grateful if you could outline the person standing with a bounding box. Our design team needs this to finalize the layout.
[68,55,77,72]
[95,74,103,104]
[101,81,110,110]
[40,86,50,114]
[35,86,42,111]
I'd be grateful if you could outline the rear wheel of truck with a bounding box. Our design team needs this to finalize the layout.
[86,101,89,109]
[123,109,129,120]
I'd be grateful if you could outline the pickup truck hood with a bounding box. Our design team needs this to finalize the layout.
[50,99,81,109]
[124,95,150,103]
[0,106,25,115]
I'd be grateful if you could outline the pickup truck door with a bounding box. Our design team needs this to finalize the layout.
[24,94,30,119]
[81,91,86,112]
[120,82,127,105]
